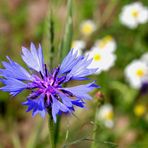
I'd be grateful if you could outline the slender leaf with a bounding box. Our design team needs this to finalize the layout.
[59,0,73,61]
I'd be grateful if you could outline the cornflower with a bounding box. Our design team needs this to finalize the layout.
[0,43,98,122]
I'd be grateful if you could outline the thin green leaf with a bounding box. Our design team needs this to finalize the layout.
[49,7,55,69]
[26,120,44,148]
[59,0,73,61]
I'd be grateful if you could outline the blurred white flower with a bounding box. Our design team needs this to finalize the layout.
[97,104,114,128]
[125,60,147,89]
[140,53,148,87]
[71,40,86,56]
[95,35,117,53]
[141,52,148,66]
[86,47,116,74]
[120,2,148,29]
[80,20,96,36]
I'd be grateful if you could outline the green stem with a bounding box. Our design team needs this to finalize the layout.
[48,113,55,148]
[54,115,61,147]
[91,109,98,148]
[91,99,102,148]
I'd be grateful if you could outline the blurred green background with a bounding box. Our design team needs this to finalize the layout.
[0,0,148,148]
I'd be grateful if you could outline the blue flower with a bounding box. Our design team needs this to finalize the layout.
[0,43,99,122]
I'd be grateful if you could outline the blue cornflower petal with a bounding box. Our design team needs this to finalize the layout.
[21,43,44,75]
[0,78,27,95]
[27,90,42,99]
[59,49,84,74]
[51,95,70,122]
[58,92,73,107]
[22,99,34,112]
[62,82,99,100]
[22,94,46,118]
[0,56,32,81]
[38,44,44,74]
[65,56,98,81]
[72,100,85,108]
[10,91,23,96]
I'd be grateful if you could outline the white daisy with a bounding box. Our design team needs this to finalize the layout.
[125,60,147,89]
[80,20,96,36]
[120,2,148,29]
[95,35,117,53]
[86,47,116,74]
[97,104,114,128]
[140,53,148,84]
[71,40,86,56]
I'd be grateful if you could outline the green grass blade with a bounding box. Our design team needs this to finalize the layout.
[59,0,73,61]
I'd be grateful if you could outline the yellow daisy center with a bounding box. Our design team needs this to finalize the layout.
[105,111,114,120]
[134,104,146,117]
[82,24,93,35]
[131,9,139,17]
[98,35,113,49]
[93,54,101,61]
[136,69,144,77]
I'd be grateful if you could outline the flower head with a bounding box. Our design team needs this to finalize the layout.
[125,60,147,89]
[86,46,116,74]
[0,43,99,122]
[80,20,96,36]
[134,104,146,117]
[94,35,117,53]
[119,2,148,29]
[97,104,114,128]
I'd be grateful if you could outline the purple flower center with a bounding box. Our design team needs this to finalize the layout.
[27,65,68,106]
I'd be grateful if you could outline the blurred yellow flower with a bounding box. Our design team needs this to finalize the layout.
[134,104,146,117]
[98,35,113,48]
[95,35,116,53]
[80,20,96,36]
